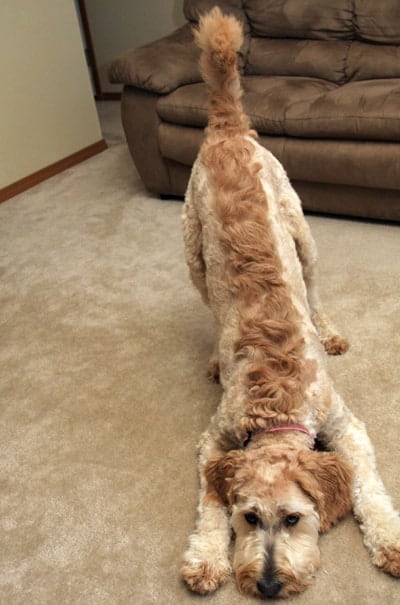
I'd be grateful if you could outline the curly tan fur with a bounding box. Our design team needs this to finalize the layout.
[204,140,306,433]
[197,8,307,435]
[181,7,400,600]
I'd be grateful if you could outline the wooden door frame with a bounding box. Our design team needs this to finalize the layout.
[76,0,121,100]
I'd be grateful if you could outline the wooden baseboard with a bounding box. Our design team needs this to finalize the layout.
[0,139,108,204]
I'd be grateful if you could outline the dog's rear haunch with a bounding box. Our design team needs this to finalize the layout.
[181,7,400,599]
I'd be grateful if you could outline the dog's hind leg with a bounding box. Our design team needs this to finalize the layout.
[207,339,220,383]
[322,391,400,577]
[300,243,349,356]
[182,186,221,380]
[182,182,209,306]
[181,432,232,594]
[281,185,349,354]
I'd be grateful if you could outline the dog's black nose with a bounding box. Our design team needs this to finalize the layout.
[257,579,282,598]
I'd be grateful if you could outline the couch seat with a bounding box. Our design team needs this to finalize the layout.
[157,76,400,141]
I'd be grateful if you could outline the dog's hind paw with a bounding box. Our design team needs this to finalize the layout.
[181,560,231,594]
[374,546,400,577]
[322,334,349,355]
[206,360,220,383]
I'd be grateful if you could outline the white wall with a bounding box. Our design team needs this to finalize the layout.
[84,0,185,93]
[0,0,102,190]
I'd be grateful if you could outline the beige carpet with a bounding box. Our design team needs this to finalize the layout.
[1,107,399,604]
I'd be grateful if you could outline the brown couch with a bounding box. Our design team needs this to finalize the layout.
[109,0,400,221]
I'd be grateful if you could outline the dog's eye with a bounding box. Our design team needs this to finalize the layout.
[285,514,300,527]
[244,512,259,526]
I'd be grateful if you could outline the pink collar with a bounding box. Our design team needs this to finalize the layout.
[243,423,314,448]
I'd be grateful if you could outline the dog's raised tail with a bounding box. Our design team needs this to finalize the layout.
[194,7,250,133]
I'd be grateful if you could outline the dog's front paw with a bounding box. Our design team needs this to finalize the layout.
[322,334,349,355]
[374,545,400,577]
[181,560,231,594]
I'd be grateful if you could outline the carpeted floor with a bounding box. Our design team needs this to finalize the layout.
[0,103,399,604]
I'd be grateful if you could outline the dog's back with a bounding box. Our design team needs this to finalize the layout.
[189,7,309,315]
[191,8,309,281]
[183,8,318,424]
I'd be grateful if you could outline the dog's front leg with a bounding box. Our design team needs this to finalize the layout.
[322,391,400,576]
[181,433,232,594]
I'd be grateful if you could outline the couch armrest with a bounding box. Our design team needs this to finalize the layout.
[109,24,201,94]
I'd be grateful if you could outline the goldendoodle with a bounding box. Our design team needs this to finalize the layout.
[181,7,400,599]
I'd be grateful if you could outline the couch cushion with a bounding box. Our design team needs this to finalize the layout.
[159,124,204,167]
[157,76,400,142]
[157,83,208,128]
[280,138,400,190]
[244,0,353,40]
[157,77,336,135]
[347,42,400,81]
[246,38,348,84]
[285,79,400,141]
[109,24,201,94]
[158,123,400,191]
[158,123,286,167]
[246,38,400,85]
[242,77,337,135]
[354,0,400,43]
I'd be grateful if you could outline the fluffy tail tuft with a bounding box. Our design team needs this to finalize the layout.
[194,7,249,133]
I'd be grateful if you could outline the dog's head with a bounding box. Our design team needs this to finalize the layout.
[205,446,353,598]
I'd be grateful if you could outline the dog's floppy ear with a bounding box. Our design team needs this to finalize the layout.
[204,450,245,506]
[295,450,353,532]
